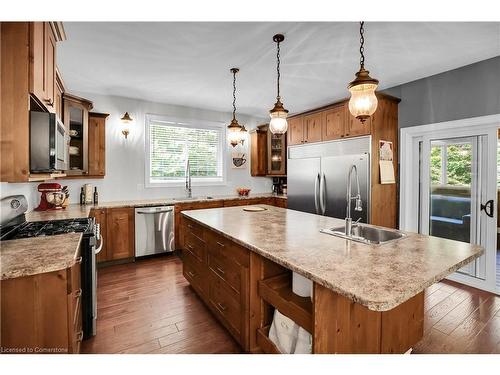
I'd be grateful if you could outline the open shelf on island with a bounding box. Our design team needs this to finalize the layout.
[258,273,313,333]
[256,325,282,354]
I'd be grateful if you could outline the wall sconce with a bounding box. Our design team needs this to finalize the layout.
[120,112,132,139]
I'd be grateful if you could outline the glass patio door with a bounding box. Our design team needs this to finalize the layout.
[420,136,488,279]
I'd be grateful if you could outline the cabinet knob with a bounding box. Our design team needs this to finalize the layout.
[44,98,54,106]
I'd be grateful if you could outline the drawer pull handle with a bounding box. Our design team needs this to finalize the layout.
[76,331,84,342]
[187,244,194,250]
[75,288,82,298]
[187,271,196,277]
[217,302,227,311]
[187,224,193,229]
[215,266,225,275]
[216,241,225,247]
[75,256,83,264]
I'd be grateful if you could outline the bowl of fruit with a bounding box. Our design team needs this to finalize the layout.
[236,187,251,197]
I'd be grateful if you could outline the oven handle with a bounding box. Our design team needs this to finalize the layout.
[95,235,104,254]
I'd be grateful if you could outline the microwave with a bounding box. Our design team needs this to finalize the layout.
[30,111,68,172]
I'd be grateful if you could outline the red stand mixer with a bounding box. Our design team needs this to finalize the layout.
[35,183,66,211]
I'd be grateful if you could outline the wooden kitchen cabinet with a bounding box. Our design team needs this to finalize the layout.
[88,112,108,177]
[90,208,108,263]
[250,127,267,176]
[322,105,345,141]
[345,106,371,138]
[29,22,57,113]
[106,207,135,260]
[303,112,323,143]
[250,124,286,176]
[287,116,304,146]
[64,94,94,176]
[0,259,83,353]
[0,22,65,182]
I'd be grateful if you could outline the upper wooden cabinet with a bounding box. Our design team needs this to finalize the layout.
[322,105,345,141]
[0,22,65,182]
[88,113,109,177]
[55,68,65,120]
[287,94,397,147]
[250,125,286,176]
[29,22,60,113]
[287,117,304,146]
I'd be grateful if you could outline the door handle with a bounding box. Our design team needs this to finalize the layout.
[319,173,326,215]
[314,173,320,214]
[95,235,104,254]
[480,200,494,218]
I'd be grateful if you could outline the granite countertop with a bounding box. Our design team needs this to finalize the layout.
[0,233,82,280]
[25,204,92,222]
[182,205,484,312]
[92,192,286,209]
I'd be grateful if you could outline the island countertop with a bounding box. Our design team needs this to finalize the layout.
[182,205,484,312]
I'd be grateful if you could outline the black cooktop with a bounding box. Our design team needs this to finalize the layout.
[1,217,93,240]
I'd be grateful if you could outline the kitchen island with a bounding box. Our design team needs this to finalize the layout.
[181,205,483,354]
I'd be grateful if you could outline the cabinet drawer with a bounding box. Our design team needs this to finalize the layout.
[184,230,206,264]
[207,251,243,296]
[183,256,206,297]
[208,273,242,341]
[206,231,249,267]
[184,218,205,241]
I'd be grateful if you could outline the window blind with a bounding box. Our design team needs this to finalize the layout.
[149,122,222,181]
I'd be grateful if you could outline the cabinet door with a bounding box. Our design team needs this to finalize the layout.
[267,131,286,175]
[29,22,47,105]
[345,108,371,138]
[304,112,323,143]
[88,115,106,176]
[322,105,345,141]
[44,23,56,113]
[107,207,135,260]
[91,208,108,263]
[250,130,267,176]
[287,117,304,145]
[65,99,90,175]
[55,80,63,120]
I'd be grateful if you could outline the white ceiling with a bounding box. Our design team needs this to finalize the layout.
[58,22,500,117]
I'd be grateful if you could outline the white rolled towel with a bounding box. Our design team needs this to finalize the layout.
[268,309,312,354]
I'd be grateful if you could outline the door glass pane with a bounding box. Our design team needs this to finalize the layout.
[429,141,473,244]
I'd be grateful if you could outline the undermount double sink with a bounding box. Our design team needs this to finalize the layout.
[172,196,214,201]
[320,223,406,245]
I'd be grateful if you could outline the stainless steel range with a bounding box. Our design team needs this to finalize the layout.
[0,195,103,339]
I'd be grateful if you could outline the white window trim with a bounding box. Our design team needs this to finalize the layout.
[144,113,228,188]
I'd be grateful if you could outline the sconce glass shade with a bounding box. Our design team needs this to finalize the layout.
[269,98,289,134]
[348,68,378,123]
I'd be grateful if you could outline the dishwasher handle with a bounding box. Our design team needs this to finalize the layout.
[136,207,173,214]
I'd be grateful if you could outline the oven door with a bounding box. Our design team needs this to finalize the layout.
[54,117,68,171]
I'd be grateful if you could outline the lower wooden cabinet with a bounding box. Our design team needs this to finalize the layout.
[90,207,135,263]
[182,217,250,349]
[0,258,83,353]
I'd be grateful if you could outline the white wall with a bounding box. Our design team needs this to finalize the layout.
[0,92,272,211]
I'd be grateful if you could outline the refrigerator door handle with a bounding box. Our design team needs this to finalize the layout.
[320,173,326,215]
[314,173,320,214]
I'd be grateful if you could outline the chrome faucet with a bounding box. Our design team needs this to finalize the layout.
[345,165,363,236]
[185,159,192,198]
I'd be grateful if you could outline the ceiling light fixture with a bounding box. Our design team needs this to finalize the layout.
[348,22,379,124]
[120,112,133,139]
[227,68,246,147]
[269,34,289,135]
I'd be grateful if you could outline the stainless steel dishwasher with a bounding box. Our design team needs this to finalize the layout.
[135,206,175,257]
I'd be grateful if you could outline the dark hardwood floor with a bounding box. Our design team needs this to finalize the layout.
[82,255,500,354]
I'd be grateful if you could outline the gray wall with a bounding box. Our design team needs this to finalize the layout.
[383,56,500,128]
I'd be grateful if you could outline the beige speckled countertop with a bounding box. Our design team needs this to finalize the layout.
[0,233,82,280]
[25,204,92,222]
[92,193,286,209]
[182,205,484,312]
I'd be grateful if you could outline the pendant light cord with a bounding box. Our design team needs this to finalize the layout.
[359,21,365,69]
[232,70,237,120]
[276,39,281,99]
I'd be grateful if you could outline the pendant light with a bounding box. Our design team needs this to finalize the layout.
[227,68,246,147]
[269,34,289,135]
[348,22,379,123]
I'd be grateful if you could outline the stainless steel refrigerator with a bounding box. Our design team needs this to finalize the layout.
[287,136,371,223]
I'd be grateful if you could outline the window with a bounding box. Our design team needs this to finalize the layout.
[145,115,225,186]
[430,141,472,186]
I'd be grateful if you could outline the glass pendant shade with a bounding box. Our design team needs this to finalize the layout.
[348,68,379,123]
[227,119,243,147]
[269,111,288,134]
